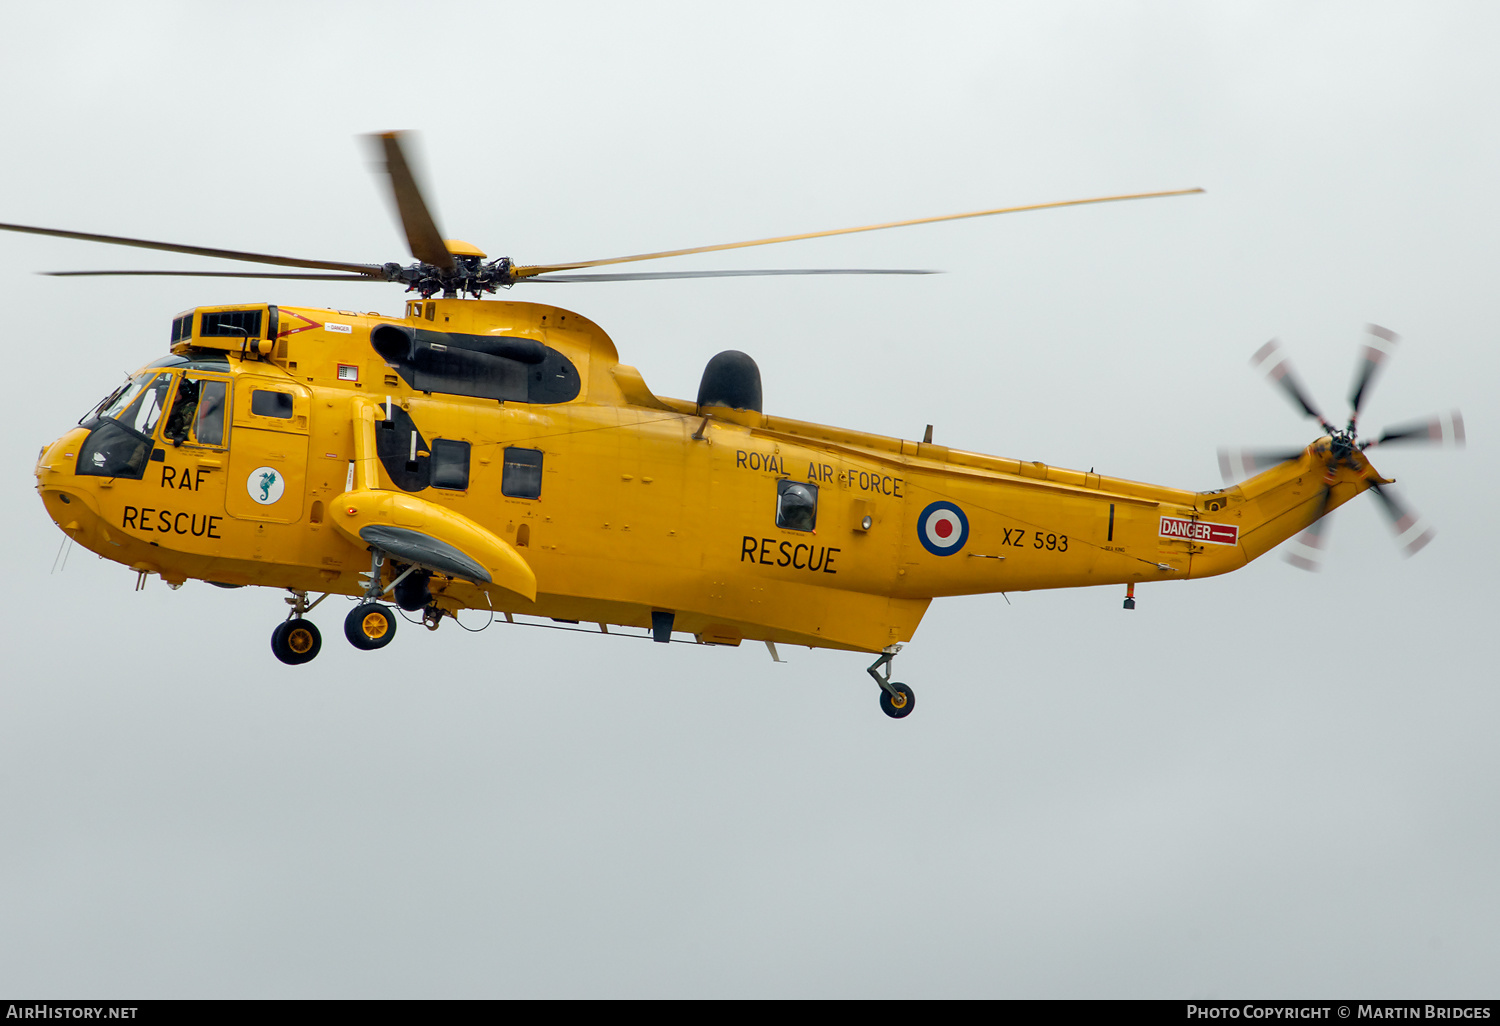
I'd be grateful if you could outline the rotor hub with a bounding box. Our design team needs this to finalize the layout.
[1327,428,1357,462]
[381,256,515,299]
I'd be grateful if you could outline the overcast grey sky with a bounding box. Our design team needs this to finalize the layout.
[1,1,1496,998]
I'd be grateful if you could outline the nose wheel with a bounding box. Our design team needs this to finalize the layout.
[270,590,329,665]
[868,646,915,719]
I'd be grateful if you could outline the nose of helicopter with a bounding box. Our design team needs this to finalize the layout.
[34,426,93,532]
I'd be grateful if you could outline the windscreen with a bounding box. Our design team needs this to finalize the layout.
[75,371,174,479]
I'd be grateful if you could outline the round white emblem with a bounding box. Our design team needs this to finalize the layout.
[247,466,285,505]
[917,501,969,556]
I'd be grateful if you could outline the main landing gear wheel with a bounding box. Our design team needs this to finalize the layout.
[879,682,915,719]
[346,602,397,650]
[271,618,322,665]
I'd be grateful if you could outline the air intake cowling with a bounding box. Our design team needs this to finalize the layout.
[369,323,578,404]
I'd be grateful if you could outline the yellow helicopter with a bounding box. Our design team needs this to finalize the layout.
[14,134,1463,718]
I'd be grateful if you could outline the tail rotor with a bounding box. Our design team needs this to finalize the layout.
[1219,325,1461,569]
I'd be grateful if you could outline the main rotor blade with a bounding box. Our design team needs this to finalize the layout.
[1285,486,1335,572]
[1368,482,1435,556]
[511,188,1205,278]
[1250,338,1332,431]
[1349,324,1398,419]
[370,132,454,271]
[1217,447,1305,484]
[522,268,940,282]
[1364,410,1466,449]
[0,221,380,275]
[44,270,381,280]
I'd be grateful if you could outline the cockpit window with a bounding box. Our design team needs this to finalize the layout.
[164,376,229,447]
[76,421,152,478]
[118,374,172,437]
[90,372,152,425]
[776,480,818,532]
[149,351,230,372]
[193,380,228,446]
[164,378,198,443]
[75,371,173,480]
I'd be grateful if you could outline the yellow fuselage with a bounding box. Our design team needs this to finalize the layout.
[34,298,1380,654]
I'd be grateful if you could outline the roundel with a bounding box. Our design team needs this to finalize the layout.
[918,501,969,556]
[246,466,285,505]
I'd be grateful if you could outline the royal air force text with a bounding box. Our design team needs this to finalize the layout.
[735,450,903,497]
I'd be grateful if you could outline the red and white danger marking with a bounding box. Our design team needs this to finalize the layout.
[1159,516,1239,546]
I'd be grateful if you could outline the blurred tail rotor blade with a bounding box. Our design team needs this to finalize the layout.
[370,132,455,271]
[1348,324,1399,421]
[1285,487,1335,572]
[1365,410,1465,450]
[1217,447,1305,484]
[1251,338,1332,431]
[1368,482,1435,556]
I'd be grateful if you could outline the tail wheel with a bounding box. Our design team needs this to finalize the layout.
[880,682,915,719]
[345,602,397,650]
[271,618,322,665]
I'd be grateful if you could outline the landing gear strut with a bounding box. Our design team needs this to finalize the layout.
[271,590,326,665]
[868,645,915,719]
[345,548,400,651]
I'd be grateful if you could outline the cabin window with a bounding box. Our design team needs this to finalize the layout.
[431,439,471,490]
[502,447,543,499]
[251,389,294,419]
[776,480,818,532]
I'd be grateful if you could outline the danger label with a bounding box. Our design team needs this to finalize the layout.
[1159,516,1239,545]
